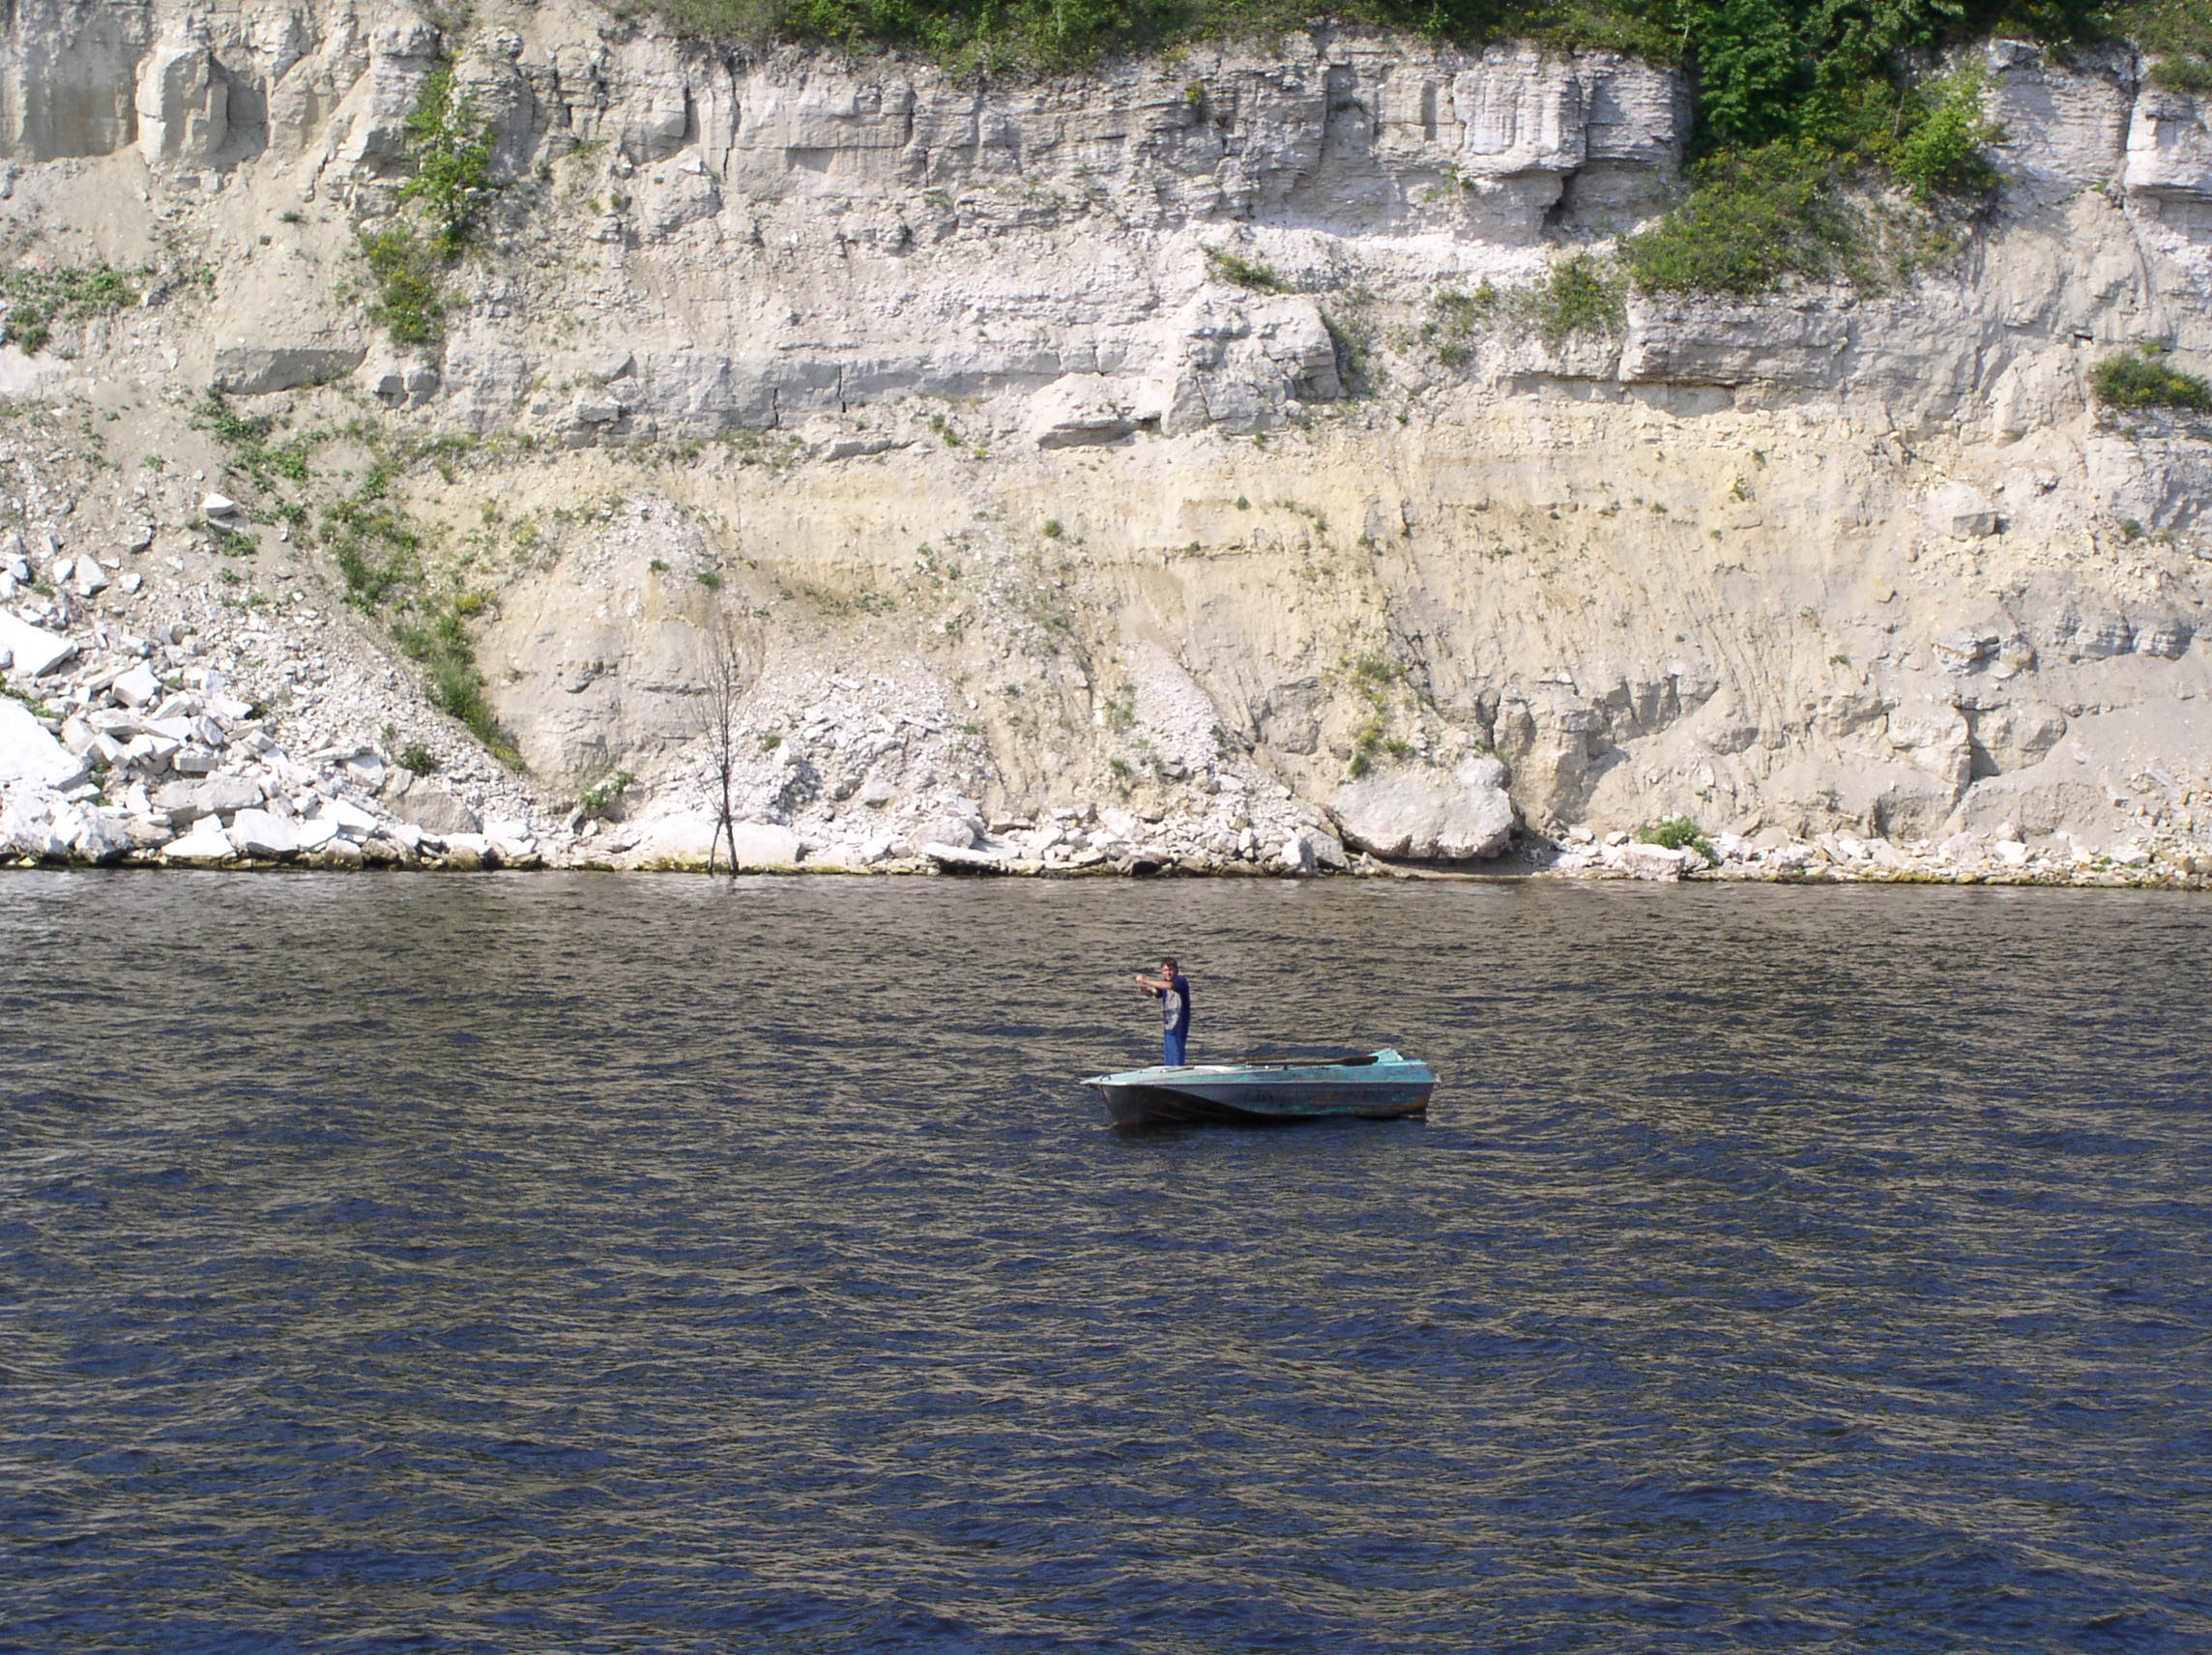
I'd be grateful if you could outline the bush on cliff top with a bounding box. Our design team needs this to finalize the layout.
[629,1,2168,87]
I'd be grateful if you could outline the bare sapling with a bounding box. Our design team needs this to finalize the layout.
[698,617,745,878]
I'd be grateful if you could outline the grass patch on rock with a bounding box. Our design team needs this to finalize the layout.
[0,265,140,355]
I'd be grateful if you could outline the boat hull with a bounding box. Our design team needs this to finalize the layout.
[1084,1048,1436,1129]
[1092,1080,1432,1128]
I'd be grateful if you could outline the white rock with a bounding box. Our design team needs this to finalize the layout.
[1938,830,1984,866]
[438,832,492,864]
[1615,841,1703,880]
[2,807,71,860]
[313,798,382,839]
[162,822,236,863]
[228,808,300,857]
[112,662,163,707]
[921,841,1003,868]
[488,832,538,867]
[913,815,976,851]
[727,822,801,867]
[1328,756,1517,861]
[202,493,240,521]
[294,816,340,851]
[1994,839,2031,867]
[73,558,108,596]
[0,700,90,790]
[71,811,132,863]
[0,611,75,678]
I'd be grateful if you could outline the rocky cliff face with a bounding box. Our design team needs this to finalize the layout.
[2,0,2210,877]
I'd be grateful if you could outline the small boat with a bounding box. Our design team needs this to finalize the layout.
[1083,1047,1437,1129]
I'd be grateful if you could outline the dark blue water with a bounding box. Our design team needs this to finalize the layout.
[4,872,2211,1653]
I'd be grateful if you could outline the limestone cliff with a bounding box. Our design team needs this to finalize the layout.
[2,0,2210,875]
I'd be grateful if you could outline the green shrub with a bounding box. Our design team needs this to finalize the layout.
[1534,252,1625,341]
[1891,64,2002,201]
[1638,815,1718,863]
[399,64,501,258]
[361,228,447,346]
[2092,350,2212,412]
[399,742,442,774]
[578,769,636,814]
[1624,141,1864,295]
[393,602,522,767]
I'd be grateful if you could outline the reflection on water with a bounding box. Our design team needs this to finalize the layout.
[3,872,2210,1652]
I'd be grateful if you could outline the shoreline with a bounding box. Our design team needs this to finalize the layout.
[3,843,2204,890]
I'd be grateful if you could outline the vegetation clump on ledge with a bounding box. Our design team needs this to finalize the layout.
[1639,815,1717,864]
[2093,349,2212,413]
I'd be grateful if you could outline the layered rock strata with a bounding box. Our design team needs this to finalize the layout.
[0,0,2209,881]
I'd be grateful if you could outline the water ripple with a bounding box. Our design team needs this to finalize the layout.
[2,873,2210,1652]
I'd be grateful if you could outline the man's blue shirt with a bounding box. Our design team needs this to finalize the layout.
[1160,973,1191,1037]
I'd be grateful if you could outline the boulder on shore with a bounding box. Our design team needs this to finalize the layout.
[0,699,90,790]
[1327,756,1517,861]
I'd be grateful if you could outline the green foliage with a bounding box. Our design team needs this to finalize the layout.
[393,601,521,767]
[2092,349,2212,412]
[641,0,1677,73]
[1203,246,1291,293]
[1624,141,1865,295]
[354,62,498,347]
[578,769,636,814]
[194,392,316,492]
[399,64,501,258]
[1639,815,1717,863]
[2128,0,2212,86]
[361,228,447,346]
[2151,56,2212,89]
[399,742,443,774]
[0,265,139,355]
[326,465,422,608]
[1891,64,2003,202]
[1533,252,1625,341]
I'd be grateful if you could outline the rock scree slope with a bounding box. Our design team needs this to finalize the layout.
[0,0,2210,883]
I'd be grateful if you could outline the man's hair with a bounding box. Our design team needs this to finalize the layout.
[1160,956,1179,973]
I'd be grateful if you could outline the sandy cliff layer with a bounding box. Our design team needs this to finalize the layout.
[1,0,2210,878]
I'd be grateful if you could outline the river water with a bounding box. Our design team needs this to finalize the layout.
[3,872,2210,1653]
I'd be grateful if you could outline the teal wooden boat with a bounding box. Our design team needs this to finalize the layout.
[1083,1047,1437,1129]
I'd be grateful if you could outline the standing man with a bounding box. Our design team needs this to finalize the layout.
[1137,957,1192,1067]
